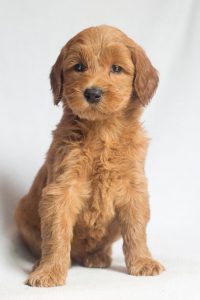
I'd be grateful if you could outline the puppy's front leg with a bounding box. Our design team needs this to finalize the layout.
[26,180,83,287]
[116,180,165,276]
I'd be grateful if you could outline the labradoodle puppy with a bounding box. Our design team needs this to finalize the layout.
[15,25,165,287]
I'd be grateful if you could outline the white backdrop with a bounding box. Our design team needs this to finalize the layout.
[0,0,200,299]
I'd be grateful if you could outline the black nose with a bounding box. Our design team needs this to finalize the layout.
[84,88,102,103]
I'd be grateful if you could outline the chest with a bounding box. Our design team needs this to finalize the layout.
[65,134,134,228]
[73,140,123,228]
[80,154,118,227]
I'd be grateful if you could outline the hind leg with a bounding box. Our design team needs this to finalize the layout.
[81,246,112,268]
[15,196,41,258]
[15,165,47,258]
[72,219,121,268]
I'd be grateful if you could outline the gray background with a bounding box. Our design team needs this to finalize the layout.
[0,0,200,299]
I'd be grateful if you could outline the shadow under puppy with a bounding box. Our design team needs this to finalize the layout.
[15,25,165,287]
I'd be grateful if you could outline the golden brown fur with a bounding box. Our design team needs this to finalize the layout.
[15,25,165,287]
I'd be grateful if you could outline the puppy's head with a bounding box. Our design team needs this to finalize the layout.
[50,25,158,120]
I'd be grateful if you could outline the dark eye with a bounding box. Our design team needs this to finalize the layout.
[111,65,123,73]
[74,63,86,72]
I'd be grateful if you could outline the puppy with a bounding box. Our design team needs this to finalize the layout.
[15,25,165,287]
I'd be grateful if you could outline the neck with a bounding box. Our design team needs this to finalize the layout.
[56,104,143,144]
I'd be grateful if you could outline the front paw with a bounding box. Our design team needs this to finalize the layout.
[128,257,165,276]
[26,264,66,287]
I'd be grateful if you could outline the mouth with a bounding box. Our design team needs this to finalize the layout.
[72,101,109,121]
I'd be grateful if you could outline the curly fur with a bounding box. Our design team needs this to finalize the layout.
[15,25,165,287]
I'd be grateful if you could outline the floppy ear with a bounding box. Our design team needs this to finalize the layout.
[50,50,64,105]
[131,45,159,105]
